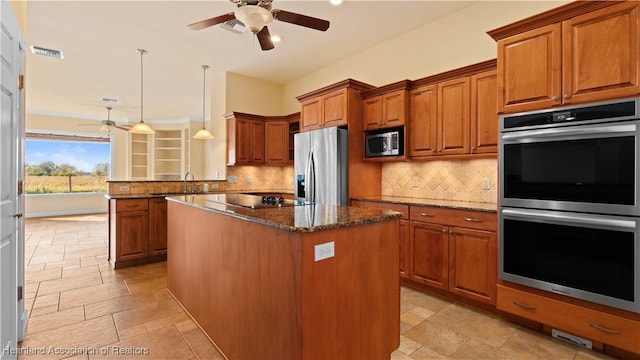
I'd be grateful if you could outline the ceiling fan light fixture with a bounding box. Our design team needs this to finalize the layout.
[129,49,155,135]
[234,5,273,34]
[193,65,214,140]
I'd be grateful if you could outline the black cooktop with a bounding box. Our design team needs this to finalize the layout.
[206,193,303,209]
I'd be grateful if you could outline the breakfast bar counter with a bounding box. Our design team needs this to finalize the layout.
[166,194,401,359]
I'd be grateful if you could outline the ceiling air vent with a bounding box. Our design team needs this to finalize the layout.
[30,45,64,59]
[101,98,119,104]
[219,19,248,34]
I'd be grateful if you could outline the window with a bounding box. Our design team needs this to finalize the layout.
[25,133,111,194]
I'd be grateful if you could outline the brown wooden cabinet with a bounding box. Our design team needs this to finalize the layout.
[409,60,497,159]
[409,84,438,157]
[497,284,640,354]
[410,221,448,289]
[490,1,640,114]
[108,197,168,269]
[409,205,497,305]
[438,77,471,156]
[300,88,348,131]
[227,114,265,165]
[226,112,299,166]
[265,120,289,165]
[351,199,496,304]
[148,197,167,255]
[470,70,498,154]
[362,84,409,131]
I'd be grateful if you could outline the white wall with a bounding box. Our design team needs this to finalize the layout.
[282,0,570,113]
[204,72,286,180]
[25,193,107,218]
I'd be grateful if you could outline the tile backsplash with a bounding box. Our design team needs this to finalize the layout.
[381,158,498,203]
[226,165,294,192]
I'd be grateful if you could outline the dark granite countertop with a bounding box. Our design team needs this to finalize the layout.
[106,189,295,200]
[166,194,402,233]
[351,195,497,213]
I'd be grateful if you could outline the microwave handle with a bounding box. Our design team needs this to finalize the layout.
[501,123,636,143]
[501,208,637,230]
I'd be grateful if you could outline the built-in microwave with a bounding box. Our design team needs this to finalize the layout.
[365,130,402,157]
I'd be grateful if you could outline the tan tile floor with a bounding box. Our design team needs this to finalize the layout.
[19,214,618,360]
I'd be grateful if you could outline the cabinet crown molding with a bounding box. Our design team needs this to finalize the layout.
[361,80,411,99]
[296,78,375,103]
[487,0,624,41]
[410,59,497,89]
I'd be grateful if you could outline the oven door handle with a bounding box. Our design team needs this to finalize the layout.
[501,123,636,143]
[501,208,637,230]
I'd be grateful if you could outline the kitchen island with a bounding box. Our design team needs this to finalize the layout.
[166,194,401,360]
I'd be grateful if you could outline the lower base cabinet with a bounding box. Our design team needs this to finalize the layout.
[409,206,497,305]
[109,198,167,269]
[352,199,497,305]
[497,284,640,354]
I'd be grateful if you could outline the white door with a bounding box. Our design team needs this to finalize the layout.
[0,1,24,359]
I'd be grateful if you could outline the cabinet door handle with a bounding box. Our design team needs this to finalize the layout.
[552,95,558,101]
[442,229,447,233]
[513,301,536,310]
[464,217,483,223]
[589,323,620,334]
[419,213,435,217]
[563,93,571,99]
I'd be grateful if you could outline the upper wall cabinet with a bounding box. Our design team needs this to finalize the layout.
[361,81,410,131]
[297,79,375,132]
[226,112,299,166]
[409,60,497,159]
[489,1,640,114]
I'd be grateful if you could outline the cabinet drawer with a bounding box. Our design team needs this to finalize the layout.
[497,285,640,353]
[116,199,149,212]
[351,200,409,219]
[410,206,496,231]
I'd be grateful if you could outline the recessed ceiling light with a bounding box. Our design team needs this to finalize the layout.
[330,0,343,5]
[271,35,281,43]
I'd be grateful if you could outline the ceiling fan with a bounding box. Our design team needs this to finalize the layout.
[79,107,132,133]
[188,0,330,51]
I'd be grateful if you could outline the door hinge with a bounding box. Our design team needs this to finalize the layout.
[18,286,23,301]
[18,75,24,90]
[18,180,23,195]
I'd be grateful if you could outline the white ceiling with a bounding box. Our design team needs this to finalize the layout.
[25,0,475,123]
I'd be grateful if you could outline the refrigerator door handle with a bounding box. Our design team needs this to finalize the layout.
[309,151,316,203]
[304,151,312,202]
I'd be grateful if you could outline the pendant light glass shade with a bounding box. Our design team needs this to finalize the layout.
[129,49,155,135]
[193,64,214,140]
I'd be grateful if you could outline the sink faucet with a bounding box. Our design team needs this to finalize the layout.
[184,172,194,193]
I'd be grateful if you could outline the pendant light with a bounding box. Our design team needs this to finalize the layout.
[129,49,155,134]
[193,64,214,140]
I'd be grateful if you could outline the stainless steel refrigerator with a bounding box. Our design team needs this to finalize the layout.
[294,127,348,205]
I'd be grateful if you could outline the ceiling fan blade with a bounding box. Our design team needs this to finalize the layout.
[257,26,274,51]
[114,125,132,131]
[272,9,330,31]
[188,13,236,30]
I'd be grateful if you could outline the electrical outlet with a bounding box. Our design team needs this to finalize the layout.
[314,241,335,262]
[119,186,130,192]
[228,176,237,184]
[211,183,219,189]
[482,177,491,190]
[246,175,252,184]
[412,176,420,188]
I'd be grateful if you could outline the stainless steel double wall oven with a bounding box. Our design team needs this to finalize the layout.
[499,97,640,313]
